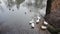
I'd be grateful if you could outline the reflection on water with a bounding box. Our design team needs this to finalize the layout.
[15,0,25,9]
[2,0,25,9]
[7,0,15,8]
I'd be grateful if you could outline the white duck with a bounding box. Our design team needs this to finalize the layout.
[29,19,35,28]
[43,21,48,25]
[36,19,39,23]
[37,16,41,20]
[36,16,40,24]
[41,25,47,30]
[31,22,35,28]
[29,19,34,24]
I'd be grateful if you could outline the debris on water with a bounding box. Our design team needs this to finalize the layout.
[9,8,10,10]
[30,10,31,12]
[12,9,14,11]
[25,12,26,14]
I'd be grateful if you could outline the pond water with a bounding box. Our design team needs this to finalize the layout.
[0,0,47,34]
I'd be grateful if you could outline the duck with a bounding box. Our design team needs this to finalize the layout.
[36,19,39,24]
[36,16,40,24]
[31,22,35,29]
[37,16,41,20]
[41,25,47,30]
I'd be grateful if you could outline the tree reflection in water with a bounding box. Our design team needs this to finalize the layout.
[4,0,25,9]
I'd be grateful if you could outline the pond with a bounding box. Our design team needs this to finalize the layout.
[0,0,47,34]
